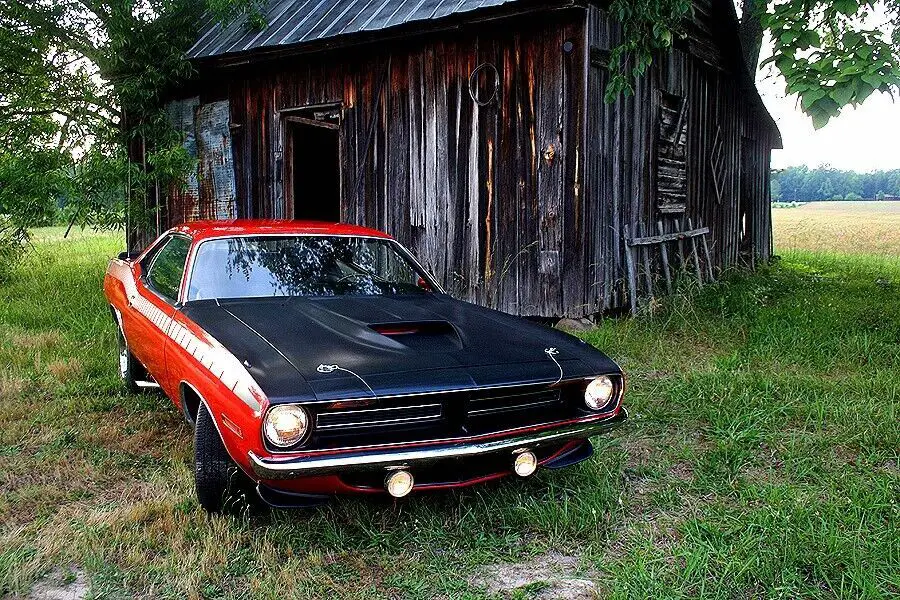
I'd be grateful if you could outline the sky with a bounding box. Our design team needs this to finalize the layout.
[757,70,900,172]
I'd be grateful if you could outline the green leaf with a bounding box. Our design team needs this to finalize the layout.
[855,83,875,103]
[861,73,884,87]
[800,89,826,110]
[810,110,832,130]
[798,30,821,49]
[834,0,859,16]
[775,55,796,75]
[829,85,854,106]
[785,81,810,94]
[843,31,863,48]
[779,29,801,45]
[855,45,873,60]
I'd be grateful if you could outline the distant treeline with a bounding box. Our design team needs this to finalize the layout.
[771,166,900,202]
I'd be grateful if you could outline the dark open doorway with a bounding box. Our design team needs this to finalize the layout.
[739,136,755,265]
[284,106,341,222]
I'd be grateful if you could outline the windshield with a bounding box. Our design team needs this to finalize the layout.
[186,235,433,300]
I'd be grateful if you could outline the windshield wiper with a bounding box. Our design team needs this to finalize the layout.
[342,260,389,283]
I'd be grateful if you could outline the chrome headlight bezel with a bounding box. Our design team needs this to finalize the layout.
[584,375,620,412]
[263,404,311,449]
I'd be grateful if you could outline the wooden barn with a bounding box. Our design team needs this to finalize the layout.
[139,0,781,318]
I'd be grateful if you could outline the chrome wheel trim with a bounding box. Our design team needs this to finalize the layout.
[118,342,129,379]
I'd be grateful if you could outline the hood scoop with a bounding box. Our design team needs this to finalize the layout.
[369,321,462,352]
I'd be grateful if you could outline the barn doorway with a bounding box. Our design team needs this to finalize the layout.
[284,105,342,222]
[739,136,755,264]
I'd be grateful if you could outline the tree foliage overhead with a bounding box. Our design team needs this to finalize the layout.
[761,0,900,128]
[608,0,900,128]
[0,0,261,275]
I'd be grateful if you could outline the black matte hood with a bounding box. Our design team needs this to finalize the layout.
[180,294,620,403]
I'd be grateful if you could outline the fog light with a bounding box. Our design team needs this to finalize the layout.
[513,450,538,477]
[385,470,414,498]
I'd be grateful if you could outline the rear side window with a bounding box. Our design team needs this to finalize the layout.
[146,236,190,302]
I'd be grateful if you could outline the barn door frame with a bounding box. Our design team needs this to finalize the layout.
[738,135,756,267]
[275,102,344,220]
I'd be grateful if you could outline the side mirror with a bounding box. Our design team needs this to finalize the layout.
[118,250,138,261]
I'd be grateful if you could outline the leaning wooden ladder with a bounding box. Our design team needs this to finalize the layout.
[624,218,714,315]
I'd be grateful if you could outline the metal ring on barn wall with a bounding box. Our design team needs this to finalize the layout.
[468,63,500,107]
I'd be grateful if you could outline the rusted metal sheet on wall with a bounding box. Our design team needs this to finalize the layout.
[165,97,200,224]
[165,98,236,224]
[196,100,237,220]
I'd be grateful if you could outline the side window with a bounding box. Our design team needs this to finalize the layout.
[146,236,191,302]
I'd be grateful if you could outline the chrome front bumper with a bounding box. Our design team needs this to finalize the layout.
[248,409,627,479]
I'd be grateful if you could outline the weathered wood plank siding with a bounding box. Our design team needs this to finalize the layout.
[185,10,589,317]
[151,1,777,318]
[584,2,774,311]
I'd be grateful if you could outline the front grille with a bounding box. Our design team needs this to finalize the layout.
[467,389,562,416]
[464,385,572,435]
[307,379,595,451]
[311,393,462,449]
[316,402,442,430]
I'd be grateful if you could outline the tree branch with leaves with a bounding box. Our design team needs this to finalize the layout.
[607,0,900,129]
[0,0,260,275]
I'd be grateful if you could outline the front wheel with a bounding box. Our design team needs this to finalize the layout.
[194,403,252,513]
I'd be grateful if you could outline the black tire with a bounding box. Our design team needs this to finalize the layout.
[114,318,141,394]
[194,403,250,514]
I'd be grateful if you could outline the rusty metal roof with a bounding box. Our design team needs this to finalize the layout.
[188,0,522,59]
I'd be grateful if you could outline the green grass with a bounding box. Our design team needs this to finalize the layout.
[0,229,897,599]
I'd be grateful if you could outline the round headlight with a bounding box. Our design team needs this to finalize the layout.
[585,375,616,411]
[263,405,310,448]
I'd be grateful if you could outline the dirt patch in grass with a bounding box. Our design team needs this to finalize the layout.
[470,552,597,599]
[6,568,87,600]
[668,460,694,482]
[622,436,659,471]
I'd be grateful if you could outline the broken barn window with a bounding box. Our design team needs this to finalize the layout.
[656,92,688,214]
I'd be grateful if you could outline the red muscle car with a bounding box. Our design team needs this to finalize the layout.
[104,220,626,512]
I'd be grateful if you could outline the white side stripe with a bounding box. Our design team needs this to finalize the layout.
[107,260,265,413]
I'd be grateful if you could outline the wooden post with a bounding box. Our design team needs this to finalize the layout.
[624,225,638,315]
[657,220,673,294]
[699,218,715,282]
[687,217,703,285]
[676,216,687,272]
[640,223,654,301]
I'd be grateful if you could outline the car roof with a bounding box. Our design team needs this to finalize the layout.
[172,220,394,241]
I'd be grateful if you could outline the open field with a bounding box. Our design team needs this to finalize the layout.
[773,200,900,256]
[0,227,898,599]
